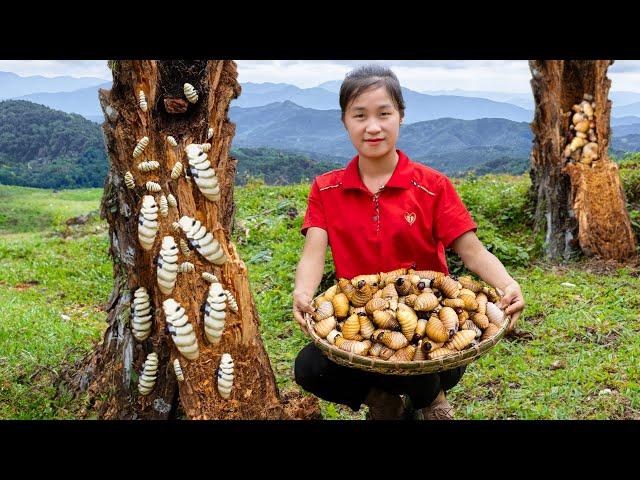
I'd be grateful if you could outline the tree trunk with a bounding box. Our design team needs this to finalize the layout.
[529,60,637,262]
[66,60,319,419]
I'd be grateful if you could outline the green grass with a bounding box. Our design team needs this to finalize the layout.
[1,181,639,420]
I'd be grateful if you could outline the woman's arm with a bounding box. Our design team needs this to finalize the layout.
[292,227,329,335]
[449,230,525,332]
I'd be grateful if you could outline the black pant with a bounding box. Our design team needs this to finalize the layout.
[294,343,466,412]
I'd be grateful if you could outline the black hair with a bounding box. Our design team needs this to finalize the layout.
[339,64,405,122]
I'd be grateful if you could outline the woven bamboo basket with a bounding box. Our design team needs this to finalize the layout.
[304,299,510,375]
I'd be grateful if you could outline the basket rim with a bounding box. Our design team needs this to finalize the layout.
[305,293,510,374]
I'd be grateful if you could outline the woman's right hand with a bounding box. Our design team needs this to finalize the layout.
[293,290,316,336]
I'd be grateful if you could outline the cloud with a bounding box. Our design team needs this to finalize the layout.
[0,60,111,79]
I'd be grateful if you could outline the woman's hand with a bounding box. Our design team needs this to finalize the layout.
[293,290,316,336]
[497,281,525,334]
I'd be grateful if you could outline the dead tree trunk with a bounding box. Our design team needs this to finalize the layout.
[65,60,317,419]
[529,60,637,262]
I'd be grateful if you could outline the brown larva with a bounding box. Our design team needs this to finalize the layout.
[323,285,338,301]
[124,171,135,189]
[332,293,350,318]
[410,269,445,281]
[475,292,488,315]
[377,331,409,350]
[427,348,456,360]
[432,276,460,298]
[425,316,449,343]
[481,323,500,341]
[326,329,341,345]
[342,313,361,340]
[372,309,400,330]
[460,293,479,312]
[471,312,490,329]
[421,339,445,353]
[138,90,148,112]
[389,345,416,362]
[439,307,459,337]
[171,221,181,232]
[369,342,384,358]
[461,320,482,339]
[365,297,389,315]
[167,136,178,147]
[132,136,150,158]
[413,342,427,361]
[394,275,413,296]
[146,181,161,193]
[334,337,371,356]
[397,303,418,341]
[314,316,337,339]
[351,274,380,289]
[483,286,501,303]
[444,330,476,351]
[458,275,483,293]
[413,318,428,341]
[183,83,199,103]
[178,238,190,258]
[351,280,374,307]
[171,162,183,180]
[413,291,439,311]
[379,268,406,286]
[358,314,376,340]
[138,352,158,395]
[137,160,160,172]
[338,278,356,301]
[378,346,395,360]
[457,308,470,327]
[159,195,169,217]
[442,298,465,309]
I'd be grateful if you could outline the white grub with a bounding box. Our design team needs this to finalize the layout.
[146,181,162,193]
[184,143,220,202]
[163,298,199,360]
[133,136,150,159]
[217,353,234,399]
[178,261,195,273]
[223,289,238,313]
[171,162,183,180]
[138,195,159,251]
[124,171,135,189]
[204,281,227,345]
[486,302,505,327]
[138,90,148,112]
[173,358,184,382]
[167,193,178,208]
[183,83,199,104]
[581,142,599,165]
[202,272,218,283]
[157,236,179,295]
[179,238,191,258]
[138,352,159,395]
[132,287,153,342]
[137,160,160,172]
[207,128,214,140]
[178,216,227,265]
[167,135,178,147]
[159,195,169,217]
[201,143,212,153]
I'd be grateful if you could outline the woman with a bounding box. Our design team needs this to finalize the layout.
[292,64,525,420]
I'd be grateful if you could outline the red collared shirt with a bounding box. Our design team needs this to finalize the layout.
[301,149,477,279]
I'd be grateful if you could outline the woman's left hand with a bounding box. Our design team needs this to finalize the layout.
[497,281,525,334]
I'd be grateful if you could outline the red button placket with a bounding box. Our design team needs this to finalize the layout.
[372,189,382,271]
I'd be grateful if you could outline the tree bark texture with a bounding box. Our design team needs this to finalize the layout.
[68,60,319,419]
[529,60,637,262]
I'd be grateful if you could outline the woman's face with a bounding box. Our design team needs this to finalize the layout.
[343,85,402,161]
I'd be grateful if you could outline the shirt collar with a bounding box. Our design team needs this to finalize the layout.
[342,149,412,191]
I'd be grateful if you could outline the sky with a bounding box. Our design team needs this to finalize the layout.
[1,60,640,93]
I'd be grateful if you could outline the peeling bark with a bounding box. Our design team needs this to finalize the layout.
[529,60,637,262]
[65,60,320,419]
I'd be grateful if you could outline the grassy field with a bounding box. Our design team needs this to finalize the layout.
[0,180,639,420]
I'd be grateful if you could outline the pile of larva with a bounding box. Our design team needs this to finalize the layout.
[563,93,599,166]
[310,268,506,361]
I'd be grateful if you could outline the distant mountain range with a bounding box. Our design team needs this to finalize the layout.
[0,71,107,100]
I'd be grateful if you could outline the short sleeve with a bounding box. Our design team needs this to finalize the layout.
[300,179,328,236]
[432,176,477,248]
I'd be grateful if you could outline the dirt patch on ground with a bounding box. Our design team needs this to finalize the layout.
[280,389,322,420]
[574,258,639,276]
[13,280,40,291]
[574,327,621,348]
[525,312,546,327]
[476,379,502,401]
